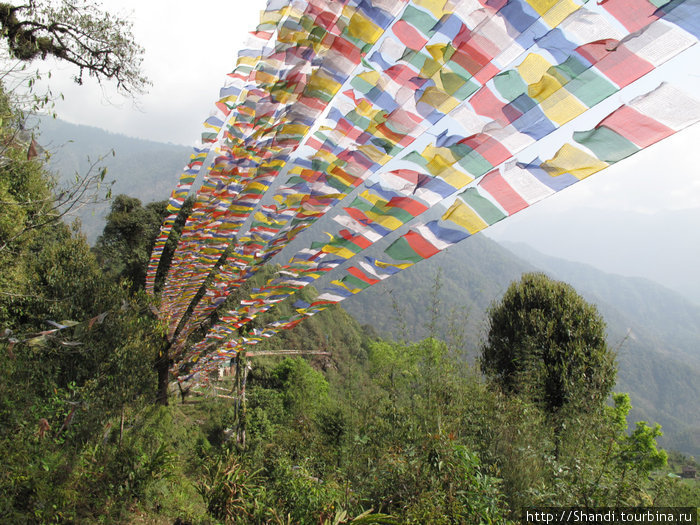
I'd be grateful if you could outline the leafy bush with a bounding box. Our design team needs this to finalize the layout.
[197,449,262,524]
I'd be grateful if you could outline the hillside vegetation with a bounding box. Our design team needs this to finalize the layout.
[345,237,700,456]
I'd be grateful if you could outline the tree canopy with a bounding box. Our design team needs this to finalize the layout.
[481,272,616,415]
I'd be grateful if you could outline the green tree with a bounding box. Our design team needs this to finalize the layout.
[94,194,194,291]
[94,194,165,290]
[93,194,196,405]
[480,273,616,416]
[530,393,669,507]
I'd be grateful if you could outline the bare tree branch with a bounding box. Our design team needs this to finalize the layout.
[0,0,149,94]
[0,151,114,252]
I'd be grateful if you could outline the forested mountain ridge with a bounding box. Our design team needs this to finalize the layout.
[489,207,700,305]
[343,233,534,348]
[34,116,190,241]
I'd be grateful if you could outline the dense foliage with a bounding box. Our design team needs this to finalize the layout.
[481,273,616,416]
[0,83,164,520]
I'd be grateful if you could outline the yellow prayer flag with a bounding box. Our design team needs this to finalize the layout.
[359,190,388,207]
[427,43,451,65]
[262,158,287,169]
[341,4,357,20]
[427,44,443,64]
[441,167,474,189]
[414,0,449,18]
[280,194,304,207]
[247,182,269,193]
[525,0,578,24]
[306,73,341,97]
[321,244,357,259]
[420,57,443,78]
[541,0,579,27]
[369,213,404,230]
[356,99,375,117]
[359,144,391,164]
[279,123,310,137]
[426,152,454,175]
[254,70,278,85]
[540,143,608,180]
[525,0,559,15]
[236,55,260,68]
[347,11,383,43]
[419,87,460,114]
[229,204,254,214]
[376,260,414,270]
[357,70,381,86]
[278,29,309,45]
[517,54,553,85]
[314,148,338,164]
[539,89,587,126]
[330,280,363,294]
[272,89,296,105]
[253,212,271,224]
[259,8,285,26]
[528,72,564,102]
[442,199,488,234]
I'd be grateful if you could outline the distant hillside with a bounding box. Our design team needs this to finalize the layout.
[487,207,700,305]
[33,116,190,242]
[345,236,700,456]
[343,234,534,351]
[502,242,700,367]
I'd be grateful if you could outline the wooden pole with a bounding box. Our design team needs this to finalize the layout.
[119,407,124,447]
[233,355,241,430]
[245,349,331,357]
[236,351,249,449]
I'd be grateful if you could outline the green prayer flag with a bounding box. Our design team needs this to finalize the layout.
[385,236,423,263]
[458,188,507,225]
[573,126,640,163]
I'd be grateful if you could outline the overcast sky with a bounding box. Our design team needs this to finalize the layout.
[34,0,268,146]
[33,1,700,218]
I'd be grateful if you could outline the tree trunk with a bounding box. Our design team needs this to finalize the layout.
[233,352,249,449]
[155,349,171,406]
[177,381,189,404]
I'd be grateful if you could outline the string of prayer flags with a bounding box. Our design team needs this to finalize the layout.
[146,0,700,377]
